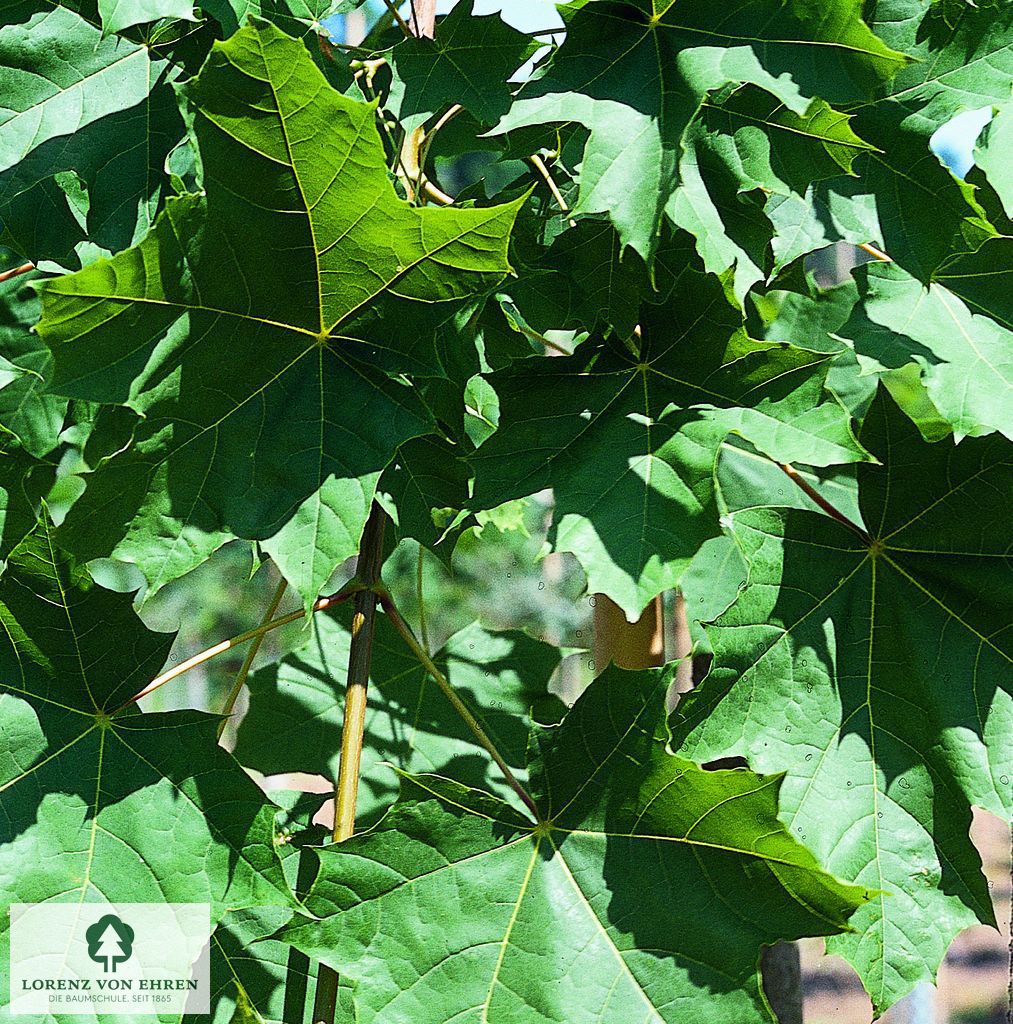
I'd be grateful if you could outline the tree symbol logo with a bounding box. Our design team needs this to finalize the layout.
[85,914,135,973]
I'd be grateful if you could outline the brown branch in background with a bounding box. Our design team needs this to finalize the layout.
[409,0,436,37]
[778,463,872,544]
[317,32,336,62]
[0,262,34,283]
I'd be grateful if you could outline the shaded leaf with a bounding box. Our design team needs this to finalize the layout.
[99,0,195,35]
[494,0,905,259]
[838,261,1013,439]
[670,89,877,299]
[377,434,471,564]
[470,257,871,618]
[0,1,184,265]
[0,523,296,965]
[385,0,535,134]
[0,269,66,455]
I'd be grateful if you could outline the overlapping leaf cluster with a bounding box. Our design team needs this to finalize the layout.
[1,0,1010,1021]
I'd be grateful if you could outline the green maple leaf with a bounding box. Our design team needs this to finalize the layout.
[197,794,346,1024]
[279,665,870,1024]
[838,261,1013,440]
[670,389,1012,1010]
[0,444,44,561]
[0,269,66,456]
[202,904,346,1024]
[483,220,658,352]
[98,0,195,35]
[928,112,1013,341]
[376,434,472,563]
[670,87,878,299]
[493,0,905,260]
[235,610,566,821]
[385,0,537,134]
[470,256,871,619]
[754,277,859,357]
[200,0,350,39]
[935,234,1013,334]
[973,104,1012,215]
[0,523,295,975]
[778,0,1011,278]
[764,178,879,275]
[0,1,185,265]
[36,20,521,610]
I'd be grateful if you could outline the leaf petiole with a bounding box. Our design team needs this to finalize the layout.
[377,588,541,821]
[0,261,34,283]
[778,462,872,544]
[112,579,367,715]
[216,577,288,740]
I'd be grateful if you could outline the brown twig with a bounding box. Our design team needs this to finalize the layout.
[317,34,373,62]
[412,103,463,204]
[380,0,413,36]
[421,178,454,206]
[529,154,577,228]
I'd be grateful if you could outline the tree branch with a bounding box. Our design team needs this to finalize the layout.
[529,154,577,228]
[311,502,388,1024]
[380,0,413,37]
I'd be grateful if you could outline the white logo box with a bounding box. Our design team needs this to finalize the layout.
[8,903,210,1016]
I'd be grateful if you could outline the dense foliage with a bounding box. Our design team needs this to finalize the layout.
[1,1,1010,1022]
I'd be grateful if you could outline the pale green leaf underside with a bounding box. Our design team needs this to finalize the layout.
[0,5,151,176]
[98,0,196,35]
